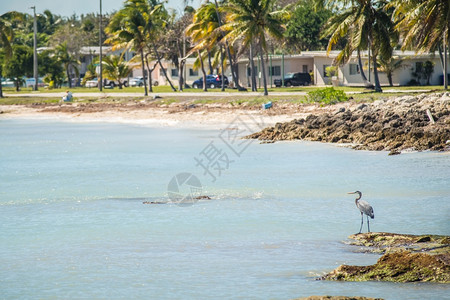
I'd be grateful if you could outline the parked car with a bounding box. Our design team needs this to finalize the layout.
[85,78,127,88]
[129,77,145,87]
[86,78,98,88]
[192,75,229,89]
[274,72,311,87]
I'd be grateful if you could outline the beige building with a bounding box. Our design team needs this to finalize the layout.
[139,50,449,88]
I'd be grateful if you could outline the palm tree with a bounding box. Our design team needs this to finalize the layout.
[0,11,23,97]
[55,42,80,88]
[320,0,398,92]
[101,55,134,89]
[388,0,450,89]
[107,0,176,95]
[186,2,221,91]
[378,57,404,87]
[106,0,151,95]
[224,0,289,95]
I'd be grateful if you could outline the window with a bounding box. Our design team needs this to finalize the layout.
[159,68,166,76]
[268,66,281,76]
[189,69,198,76]
[349,64,359,75]
[171,68,179,77]
[302,65,308,73]
[247,66,258,76]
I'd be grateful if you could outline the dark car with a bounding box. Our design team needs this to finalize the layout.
[274,72,311,87]
[192,75,229,89]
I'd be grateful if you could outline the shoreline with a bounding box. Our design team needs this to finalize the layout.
[2,92,449,153]
[0,100,340,130]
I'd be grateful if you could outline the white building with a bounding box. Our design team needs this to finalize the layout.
[146,50,448,88]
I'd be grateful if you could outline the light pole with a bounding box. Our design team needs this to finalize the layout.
[99,0,103,91]
[30,6,38,91]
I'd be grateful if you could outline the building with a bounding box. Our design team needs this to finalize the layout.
[147,50,448,88]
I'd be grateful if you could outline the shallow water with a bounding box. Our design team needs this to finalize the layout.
[0,119,449,299]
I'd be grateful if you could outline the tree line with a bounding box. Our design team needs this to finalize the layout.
[0,0,449,97]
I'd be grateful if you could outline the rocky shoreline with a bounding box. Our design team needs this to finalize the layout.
[321,232,450,283]
[247,93,450,154]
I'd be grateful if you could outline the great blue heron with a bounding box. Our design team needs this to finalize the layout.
[348,191,374,233]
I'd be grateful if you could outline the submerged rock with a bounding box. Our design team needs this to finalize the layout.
[321,232,450,283]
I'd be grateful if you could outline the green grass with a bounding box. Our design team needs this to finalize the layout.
[1,84,445,107]
[1,84,442,95]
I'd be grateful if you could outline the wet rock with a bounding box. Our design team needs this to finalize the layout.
[321,251,450,283]
[320,232,450,283]
[246,93,450,153]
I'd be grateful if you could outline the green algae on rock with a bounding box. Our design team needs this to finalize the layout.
[321,250,450,283]
[321,232,450,283]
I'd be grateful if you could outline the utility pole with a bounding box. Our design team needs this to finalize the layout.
[99,0,103,91]
[30,6,38,91]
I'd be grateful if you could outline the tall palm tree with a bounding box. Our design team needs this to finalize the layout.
[187,2,232,91]
[106,0,148,95]
[101,54,134,89]
[388,0,449,89]
[0,11,23,97]
[320,0,397,92]
[224,0,289,95]
[55,42,80,88]
[187,2,221,91]
[107,0,176,95]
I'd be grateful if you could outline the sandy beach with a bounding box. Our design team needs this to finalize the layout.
[2,92,449,153]
[0,100,350,130]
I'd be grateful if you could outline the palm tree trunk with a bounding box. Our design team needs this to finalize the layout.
[152,43,177,92]
[140,48,148,96]
[220,45,225,91]
[144,54,153,93]
[249,43,257,92]
[208,51,213,75]
[444,32,448,90]
[372,53,382,93]
[178,59,185,92]
[0,77,3,98]
[198,50,208,92]
[357,48,371,87]
[259,43,268,96]
[213,0,241,89]
[67,65,72,88]
[387,72,393,87]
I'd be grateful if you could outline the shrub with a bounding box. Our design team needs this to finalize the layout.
[306,87,348,105]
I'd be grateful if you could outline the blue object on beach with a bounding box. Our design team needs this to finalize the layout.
[262,101,272,109]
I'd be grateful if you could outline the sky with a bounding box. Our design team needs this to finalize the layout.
[0,0,201,17]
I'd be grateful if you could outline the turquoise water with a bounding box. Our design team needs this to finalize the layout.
[0,118,449,299]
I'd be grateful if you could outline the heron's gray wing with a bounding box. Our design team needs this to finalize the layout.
[358,200,374,218]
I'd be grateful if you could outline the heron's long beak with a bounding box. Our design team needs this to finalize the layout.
[347,192,356,194]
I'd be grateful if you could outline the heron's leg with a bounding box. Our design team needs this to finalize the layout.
[359,212,363,234]
[367,215,370,233]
